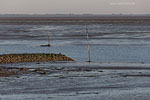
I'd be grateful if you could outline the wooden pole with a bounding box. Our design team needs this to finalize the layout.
[40,32,51,47]
[86,28,91,62]
[48,32,50,46]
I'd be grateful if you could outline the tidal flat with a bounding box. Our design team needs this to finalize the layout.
[1,63,150,100]
[1,16,150,99]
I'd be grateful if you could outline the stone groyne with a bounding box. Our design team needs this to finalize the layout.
[0,53,74,64]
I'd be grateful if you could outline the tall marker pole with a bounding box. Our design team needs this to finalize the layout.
[48,32,51,47]
[86,28,91,62]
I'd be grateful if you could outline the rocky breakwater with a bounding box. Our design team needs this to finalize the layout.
[0,53,74,64]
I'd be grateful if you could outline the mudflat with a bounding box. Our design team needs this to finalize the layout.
[1,64,150,100]
[0,16,150,100]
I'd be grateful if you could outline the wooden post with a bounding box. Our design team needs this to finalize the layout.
[40,32,51,47]
[47,32,51,47]
[86,28,91,62]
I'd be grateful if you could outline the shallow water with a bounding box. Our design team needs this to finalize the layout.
[0,22,150,64]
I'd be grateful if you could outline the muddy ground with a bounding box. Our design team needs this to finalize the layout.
[1,64,150,100]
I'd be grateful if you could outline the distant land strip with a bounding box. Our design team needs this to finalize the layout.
[0,53,74,64]
[1,17,150,25]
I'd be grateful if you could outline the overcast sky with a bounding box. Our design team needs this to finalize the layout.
[0,0,149,14]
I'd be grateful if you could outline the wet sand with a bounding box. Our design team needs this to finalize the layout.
[0,17,150,42]
[1,64,150,100]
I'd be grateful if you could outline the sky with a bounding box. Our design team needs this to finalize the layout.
[0,0,149,14]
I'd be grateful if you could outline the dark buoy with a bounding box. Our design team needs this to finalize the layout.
[40,43,51,47]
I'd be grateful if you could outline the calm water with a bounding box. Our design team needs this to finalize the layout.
[0,23,150,63]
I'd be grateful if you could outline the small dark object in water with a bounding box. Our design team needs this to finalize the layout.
[86,60,92,63]
[40,44,51,47]
[41,32,51,47]
[98,70,103,72]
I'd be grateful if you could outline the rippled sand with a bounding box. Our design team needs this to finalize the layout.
[1,62,150,100]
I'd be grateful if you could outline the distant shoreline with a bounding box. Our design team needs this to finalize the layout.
[1,16,150,20]
[1,14,150,20]
[0,17,150,25]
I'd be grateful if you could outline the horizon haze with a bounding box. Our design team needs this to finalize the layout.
[0,0,149,14]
